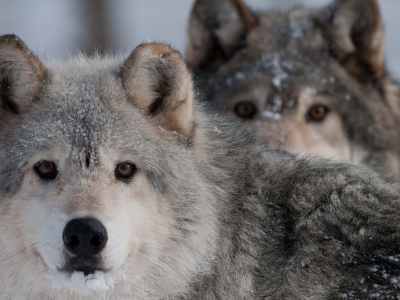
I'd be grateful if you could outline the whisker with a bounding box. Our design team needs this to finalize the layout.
[150,258,182,280]
[0,248,26,267]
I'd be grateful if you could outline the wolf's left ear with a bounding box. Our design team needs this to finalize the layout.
[0,34,45,127]
[186,0,258,70]
[120,43,194,138]
[322,0,384,81]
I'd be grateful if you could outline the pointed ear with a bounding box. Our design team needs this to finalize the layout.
[120,43,194,138]
[186,0,257,70]
[0,34,45,127]
[322,0,384,81]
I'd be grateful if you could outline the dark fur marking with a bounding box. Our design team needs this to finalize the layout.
[281,207,296,257]
[147,169,168,194]
[147,65,170,116]
[86,152,91,168]
[148,93,164,116]
[0,76,19,115]
[60,253,106,276]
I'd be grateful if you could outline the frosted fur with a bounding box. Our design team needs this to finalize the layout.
[45,270,121,292]
[187,0,400,180]
[0,38,218,299]
[2,36,400,299]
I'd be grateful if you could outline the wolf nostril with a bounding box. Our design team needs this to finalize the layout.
[90,235,101,247]
[70,235,80,246]
[63,218,107,256]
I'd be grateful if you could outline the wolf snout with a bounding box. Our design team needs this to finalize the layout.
[63,218,108,256]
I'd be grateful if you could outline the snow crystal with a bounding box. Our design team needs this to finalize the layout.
[235,72,245,80]
[369,292,381,298]
[272,77,281,88]
[270,54,288,88]
[302,87,317,97]
[214,126,222,134]
[261,95,283,121]
[263,110,281,120]
[272,95,282,112]
[45,269,124,293]
[390,276,399,284]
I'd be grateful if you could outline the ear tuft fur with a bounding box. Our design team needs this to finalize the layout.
[321,0,384,82]
[120,43,194,138]
[186,0,258,70]
[0,34,45,127]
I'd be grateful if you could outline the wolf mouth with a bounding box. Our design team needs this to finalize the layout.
[61,265,107,277]
[45,268,118,292]
[47,257,121,292]
[60,256,108,276]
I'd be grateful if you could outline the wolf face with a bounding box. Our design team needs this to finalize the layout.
[0,37,218,299]
[187,0,400,178]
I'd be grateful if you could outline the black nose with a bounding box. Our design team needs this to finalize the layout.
[63,218,108,256]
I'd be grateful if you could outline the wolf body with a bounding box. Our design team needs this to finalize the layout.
[186,0,400,180]
[2,36,400,299]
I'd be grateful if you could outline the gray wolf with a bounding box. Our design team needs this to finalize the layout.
[2,35,400,299]
[186,0,400,180]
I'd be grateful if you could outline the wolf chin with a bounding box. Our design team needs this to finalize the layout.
[186,0,400,180]
[1,35,400,299]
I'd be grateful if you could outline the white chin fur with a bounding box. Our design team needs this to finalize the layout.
[45,268,126,293]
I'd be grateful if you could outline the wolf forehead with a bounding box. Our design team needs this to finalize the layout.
[203,50,342,107]
[7,58,145,152]
[1,55,182,189]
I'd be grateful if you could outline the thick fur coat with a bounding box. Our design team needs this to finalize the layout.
[1,35,400,299]
[186,0,400,180]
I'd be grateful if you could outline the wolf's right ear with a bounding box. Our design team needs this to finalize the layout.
[120,43,194,138]
[0,34,45,127]
[186,0,257,70]
[321,0,385,82]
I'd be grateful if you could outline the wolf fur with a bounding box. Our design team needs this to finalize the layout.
[2,35,400,299]
[186,0,400,180]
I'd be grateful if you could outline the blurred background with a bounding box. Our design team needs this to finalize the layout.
[1,0,399,79]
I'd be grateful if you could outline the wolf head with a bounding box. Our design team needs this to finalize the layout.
[187,0,400,178]
[0,36,218,299]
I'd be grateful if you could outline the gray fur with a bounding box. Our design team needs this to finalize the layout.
[187,0,400,180]
[1,36,400,299]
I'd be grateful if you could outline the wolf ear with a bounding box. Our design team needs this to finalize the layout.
[186,0,257,70]
[322,0,384,81]
[120,43,194,138]
[0,34,45,127]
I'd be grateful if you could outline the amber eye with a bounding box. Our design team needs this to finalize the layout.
[35,161,58,180]
[234,101,257,119]
[307,105,330,122]
[115,162,136,181]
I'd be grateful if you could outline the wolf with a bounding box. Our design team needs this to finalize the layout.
[186,0,400,180]
[2,35,400,299]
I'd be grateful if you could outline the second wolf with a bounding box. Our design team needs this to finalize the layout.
[186,0,400,179]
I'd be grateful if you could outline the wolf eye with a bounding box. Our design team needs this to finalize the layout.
[234,101,257,119]
[307,105,330,122]
[35,161,58,180]
[115,162,136,180]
